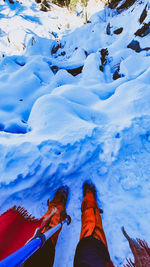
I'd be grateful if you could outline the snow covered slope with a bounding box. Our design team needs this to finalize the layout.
[0,0,150,266]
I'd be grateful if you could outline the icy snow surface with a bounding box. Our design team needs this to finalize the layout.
[0,0,150,266]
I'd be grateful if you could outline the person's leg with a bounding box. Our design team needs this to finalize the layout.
[74,181,113,267]
[80,189,108,248]
[24,186,68,267]
[41,186,68,246]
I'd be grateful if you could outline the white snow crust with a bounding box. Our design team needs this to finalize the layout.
[0,0,150,266]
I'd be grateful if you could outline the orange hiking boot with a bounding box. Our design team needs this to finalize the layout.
[23,186,69,267]
[40,185,69,246]
[74,181,114,267]
[80,181,108,248]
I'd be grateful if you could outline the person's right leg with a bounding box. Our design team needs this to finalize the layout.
[74,181,114,267]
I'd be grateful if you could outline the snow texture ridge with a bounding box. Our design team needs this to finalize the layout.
[0,0,150,266]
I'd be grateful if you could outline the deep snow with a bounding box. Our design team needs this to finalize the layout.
[0,0,150,266]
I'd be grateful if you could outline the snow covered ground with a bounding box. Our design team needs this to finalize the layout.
[0,0,150,266]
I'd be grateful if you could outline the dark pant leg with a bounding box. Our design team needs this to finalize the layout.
[74,236,110,267]
[23,238,55,267]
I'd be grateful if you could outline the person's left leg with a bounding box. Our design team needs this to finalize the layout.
[24,186,68,267]
[41,186,68,246]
